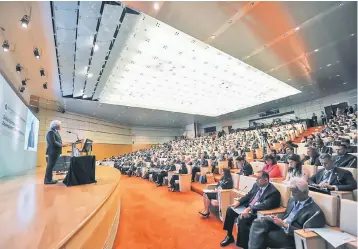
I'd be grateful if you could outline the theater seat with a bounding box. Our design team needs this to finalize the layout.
[271,182,290,207]
[309,191,340,227]
[175,174,191,192]
[340,199,357,239]
[238,175,256,194]
[302,165,317,178]
[251,161,265,173]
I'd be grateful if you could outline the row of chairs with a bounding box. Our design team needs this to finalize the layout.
[207,174,357,249]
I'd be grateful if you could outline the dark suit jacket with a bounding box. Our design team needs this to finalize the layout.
[241,161,253,176]
[46,129,62,155]
[278,197,326,236]
[304,154,321,166]
[239,183,281,213]
[216,177,233,190]
[201,159,208,167]
[333,154,357,168]
[318,146,333,155]
[308,167,357,191]
[179,167,188,174]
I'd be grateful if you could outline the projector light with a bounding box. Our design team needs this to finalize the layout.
[21,79,27,86]
[20,15,29,28]
[33,47,40,59]
[40,68,45,77]
[2,40,9,51]
[43,82,48,89]
[19,85,26,93]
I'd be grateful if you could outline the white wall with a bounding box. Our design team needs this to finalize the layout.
[36,108,133,144]
[132,126,184,144]
[200,90,357,132]
[184,123,195,138]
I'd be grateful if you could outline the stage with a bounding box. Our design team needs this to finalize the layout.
[0,166,121,249]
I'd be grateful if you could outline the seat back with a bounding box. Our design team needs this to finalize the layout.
[251,161,265,173]
[255,148,264,159]
[271,182,290,207]
[340,199,357,236]
[238,175,256,193]
[175,164,181,171]
[302,165,317,178]
[231,173,240,189]
[246,151,254,162]
[186,165,192,175]
[309,191,340,227]
[277,163,288,178]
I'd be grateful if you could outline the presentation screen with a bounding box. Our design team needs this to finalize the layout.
[0,73,39,178]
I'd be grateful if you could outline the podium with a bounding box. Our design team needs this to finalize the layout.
[63,155,97,186]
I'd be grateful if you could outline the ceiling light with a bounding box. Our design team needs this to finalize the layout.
[350,33,355,37]
[295,27,300,31]
[327,64,331,67]
[97,14,300,116]
[287,78,291,81]
[43,82,48,89]
[19,85,25,93]
[210,35,216,39]
[40,68,45,77]
[153,2,159,10]
[336,74,340,77]
[343,82,347,85]
[314,49,319,52]
[94,44,99,51]
[21,79,27,86]
[2,40,9,52]
[83,95,87,98]
[20,15,29,28]
[88,73,93,78]
[33,47,40,59]
[16,64,22,73]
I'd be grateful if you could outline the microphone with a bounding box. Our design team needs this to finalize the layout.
[303,210,320,232]
[238,186,248,195]
[67,130,80,142]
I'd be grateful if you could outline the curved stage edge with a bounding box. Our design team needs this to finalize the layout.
[0,166,121,249]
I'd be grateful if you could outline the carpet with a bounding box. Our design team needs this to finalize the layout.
[114,176,237,249]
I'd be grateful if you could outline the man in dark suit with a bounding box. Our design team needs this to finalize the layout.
[248,178,326,249]
[308,153,357,192]
[236,156,253,176]
[333,144,357,168]
[316,139,333,154]
[220,171,281,248]
[45,120,69,184]
[303,147,321,166]
[280,147,294,163]
[156,162,176,187]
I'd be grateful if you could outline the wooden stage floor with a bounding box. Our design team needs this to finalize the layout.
[0,166,121,249]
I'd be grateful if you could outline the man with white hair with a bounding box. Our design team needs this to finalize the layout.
[248,178,326,249]
[45,120,69,184]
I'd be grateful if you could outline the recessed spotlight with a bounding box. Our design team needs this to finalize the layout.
[336,74,340,77]
[40,68,45,77]
[43,82,48,89]
[153,2,159,10]
[94,44,99,51]
[250,2,255,6]
[16,64,22,73]
[20,15,29,28]
[339,2,344,6]
[88,73,93,78]
[295,27,300,31]
[210,35,216,39]
[33,47,40,59]
[19,85,25,93]
[287,78,291,81]
[314,49,319,52]
[343,82,347,84]
[311,92,314,94]
[327,64,331,67]
[2,40,9,52]
[21,79,27,86]
[350,33,355,37]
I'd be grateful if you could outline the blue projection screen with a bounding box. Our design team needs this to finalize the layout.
[0,73,39,178]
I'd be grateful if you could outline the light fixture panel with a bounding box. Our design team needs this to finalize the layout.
[52,9,78,30]
[96,5,124,42]
[56,28,76,44]
[53,2,78,11]
[98,13,300,116]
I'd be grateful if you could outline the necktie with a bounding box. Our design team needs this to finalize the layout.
[321,170,331,183]
[249,188,262,207]
[335,156,342,162]
[285,202,302,224]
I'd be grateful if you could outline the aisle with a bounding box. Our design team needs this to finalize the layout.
[114,176,237,249]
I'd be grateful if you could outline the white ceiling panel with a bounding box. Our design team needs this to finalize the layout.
[56,28,76,43]
[79,1,102,18]
[53,9,78,30]
[73,75,87,97]
[53,1,78,10]
[96,5,124,42]
[77,17,99,37]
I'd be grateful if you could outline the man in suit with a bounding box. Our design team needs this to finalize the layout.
[333,144,357,168]
[248,178,326,249]
[236,156,253,176]
[156,162,176,187]
[303,147,321,166]
[220,171,281,248]
[45,120,69,184]
[316,139,333,154]
[280,146,294,163]
[308,153,357,192]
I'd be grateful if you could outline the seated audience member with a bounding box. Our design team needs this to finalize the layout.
[303,147,321,166]
[333,144,357,168]
[199,168,233,217]
[236,156,253,176]
[341,139,358,153]
[169,162,188,192]
[262,155,281,178]
[156,162,176,187]
[283,154,308,183]
[191,158,201,182]
[316,139,333,154]
[308,153,357,192]
[281,146,294,163]
[220,171,281,248]
[248,178,326,249]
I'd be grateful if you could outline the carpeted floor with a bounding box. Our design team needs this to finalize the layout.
[114,176,238,249]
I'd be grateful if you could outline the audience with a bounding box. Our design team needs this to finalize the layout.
[261,155,281,178]
[248,178,326,249]
[333,144,357,168]
[169,162,188,191]
[303,147,321,166]
[220,171,281,248]
[199,168,233,217]
[235,156,253,176]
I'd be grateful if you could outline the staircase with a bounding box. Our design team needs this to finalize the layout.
[293,126,324,143]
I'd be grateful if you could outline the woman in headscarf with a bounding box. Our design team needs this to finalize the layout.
[199,168,233,218]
